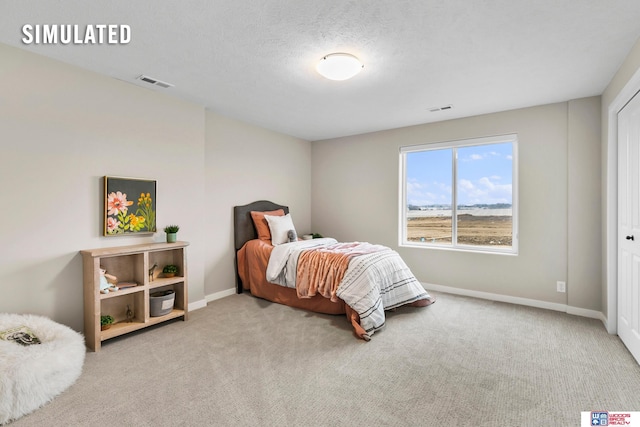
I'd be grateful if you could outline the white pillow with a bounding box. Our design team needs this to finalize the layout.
[264,213,297,246]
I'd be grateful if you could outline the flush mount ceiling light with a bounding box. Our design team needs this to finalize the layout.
[316,53,364,81]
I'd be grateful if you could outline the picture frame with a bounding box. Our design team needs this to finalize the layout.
[103,176,157,236]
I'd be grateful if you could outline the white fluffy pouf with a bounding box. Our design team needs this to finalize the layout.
[0,314,85,425]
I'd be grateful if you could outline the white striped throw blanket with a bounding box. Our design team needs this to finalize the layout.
[266,239,431,339]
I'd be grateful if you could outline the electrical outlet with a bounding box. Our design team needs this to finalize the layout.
[557,281,566,293]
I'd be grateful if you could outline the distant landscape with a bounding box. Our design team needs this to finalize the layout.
[406,204,513,247]
[408,203,512,211]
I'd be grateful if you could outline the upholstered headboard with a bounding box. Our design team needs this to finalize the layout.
[233,200,289,293]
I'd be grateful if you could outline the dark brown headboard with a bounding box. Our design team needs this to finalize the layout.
[233,200,289,293]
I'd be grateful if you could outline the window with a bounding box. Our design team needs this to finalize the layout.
[399,134,518,254]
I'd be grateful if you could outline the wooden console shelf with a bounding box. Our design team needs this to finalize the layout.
[81,241,189,351]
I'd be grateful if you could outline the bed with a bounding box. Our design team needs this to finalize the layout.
[234,200,434,340]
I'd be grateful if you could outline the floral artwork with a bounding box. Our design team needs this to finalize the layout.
[103,177,157,236]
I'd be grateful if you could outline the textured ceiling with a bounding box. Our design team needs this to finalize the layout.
[1,1,640,141]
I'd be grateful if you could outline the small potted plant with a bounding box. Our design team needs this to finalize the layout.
[100,315,114,331]
[164,225,180,243]
[163,264,178,278]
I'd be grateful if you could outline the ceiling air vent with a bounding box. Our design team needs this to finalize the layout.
[428,104,453,113]
[136,75,174,89]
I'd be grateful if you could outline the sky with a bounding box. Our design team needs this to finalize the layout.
[406,142,513,206]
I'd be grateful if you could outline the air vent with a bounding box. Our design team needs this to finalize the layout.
[428,104,453,113]
[136,75,174,89]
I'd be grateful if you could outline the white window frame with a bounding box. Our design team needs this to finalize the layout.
[399,134,518,255]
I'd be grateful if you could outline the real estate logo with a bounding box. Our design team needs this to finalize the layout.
[21,24,131,45]
[591,411,608,426]
[587,411,638,426]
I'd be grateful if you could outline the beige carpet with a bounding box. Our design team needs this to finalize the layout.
[8,292,640,427]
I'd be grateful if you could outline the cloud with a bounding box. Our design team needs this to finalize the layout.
[478,177,494,189]
[408,175,510,206]
[459,179,475,190]
[458,176,512,204]
[407,178,451,205]
[463,150,510,162]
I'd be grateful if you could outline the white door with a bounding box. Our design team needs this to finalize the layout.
[618,90,640,364]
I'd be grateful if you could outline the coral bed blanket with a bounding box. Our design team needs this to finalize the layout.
[237,239,348,317]
[266,239,432,339]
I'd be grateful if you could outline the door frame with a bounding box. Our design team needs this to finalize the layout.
[606,66,640,334]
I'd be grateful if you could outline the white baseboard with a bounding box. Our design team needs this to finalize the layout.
[423,282,604,321]
[188,287,236,312]
[188,299,207,312]
[193,283,609,330]
[566,305,605,321]
[599,313,610,332]
[206,287,236,303]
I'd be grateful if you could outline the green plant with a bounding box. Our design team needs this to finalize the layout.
[100,315,114,326]
[163,265,178,274]
[164,225,180,233]
[312,233,323,238]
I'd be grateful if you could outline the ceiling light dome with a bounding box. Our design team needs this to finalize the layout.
[316,53,364,81]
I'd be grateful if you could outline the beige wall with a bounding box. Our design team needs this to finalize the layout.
[0,43,206,331]
[567,97,602,310]
[312,99,602,310]
[0,43,312,332]
[204,112,311,297]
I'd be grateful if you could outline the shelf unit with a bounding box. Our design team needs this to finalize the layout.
[81,241,189,351]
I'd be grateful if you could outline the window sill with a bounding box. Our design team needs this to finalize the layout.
[399,242,518,256]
